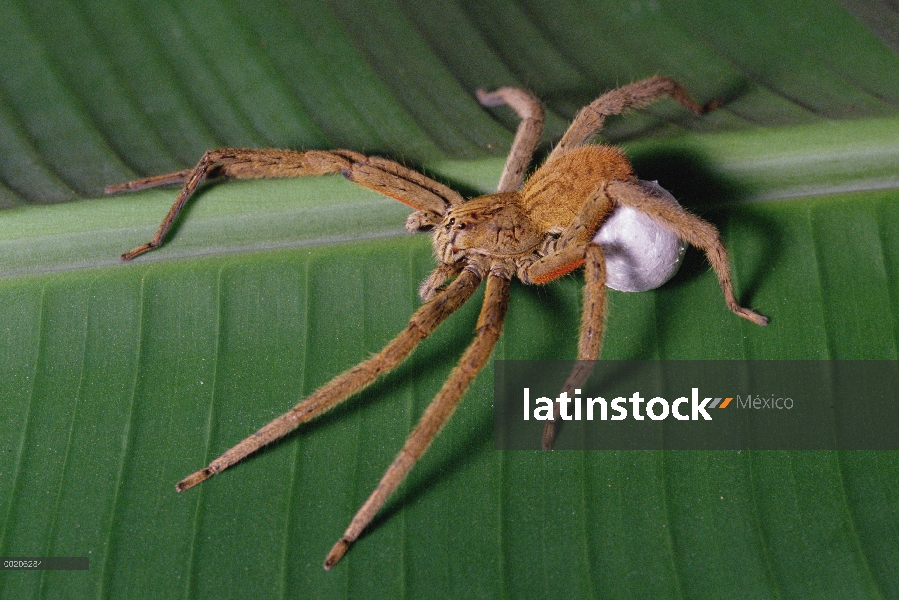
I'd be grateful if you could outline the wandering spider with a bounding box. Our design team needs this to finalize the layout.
[106,76,768,569]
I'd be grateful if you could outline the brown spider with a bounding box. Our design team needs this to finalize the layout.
[106,76,768,569]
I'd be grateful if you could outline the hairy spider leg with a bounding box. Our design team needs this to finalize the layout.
[476,87,544,192]
[520,182,614,447]
[325,271,510,569]
[175,265,484,492]
[551,75,720,159]
[607,180,768,327]
[539,244,609,449]
[107,148,460,260]
[526,244,610,449]
[104,168,194,191]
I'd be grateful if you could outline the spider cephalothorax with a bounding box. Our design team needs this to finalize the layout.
[107,76,768,569]
[432,144,639,279]
[433,193,543,262]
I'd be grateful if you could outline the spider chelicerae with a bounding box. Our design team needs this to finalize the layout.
[107,76,768,569]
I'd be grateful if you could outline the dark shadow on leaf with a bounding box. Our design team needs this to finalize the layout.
[630,147,746,209]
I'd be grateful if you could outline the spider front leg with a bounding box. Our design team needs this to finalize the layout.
[418,262,465,301]
[107,148,461,260]
[325,268,511,569]
[175,264,484,492]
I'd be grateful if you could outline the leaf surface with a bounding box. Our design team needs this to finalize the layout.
[2,2,899,598]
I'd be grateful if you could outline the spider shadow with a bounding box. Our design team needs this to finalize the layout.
[364,386,493,537]
[134,178,228,245]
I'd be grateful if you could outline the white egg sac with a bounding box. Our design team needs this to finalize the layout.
[593,180,687,292]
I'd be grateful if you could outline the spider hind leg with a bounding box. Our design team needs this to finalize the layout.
[606,180,768,326]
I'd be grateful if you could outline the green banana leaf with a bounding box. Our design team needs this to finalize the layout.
[2,1,899,598]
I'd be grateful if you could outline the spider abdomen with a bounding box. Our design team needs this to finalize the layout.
[521,145,635,233]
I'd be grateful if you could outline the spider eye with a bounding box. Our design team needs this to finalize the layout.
[448,217,455,225]
[456,222,466,229]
